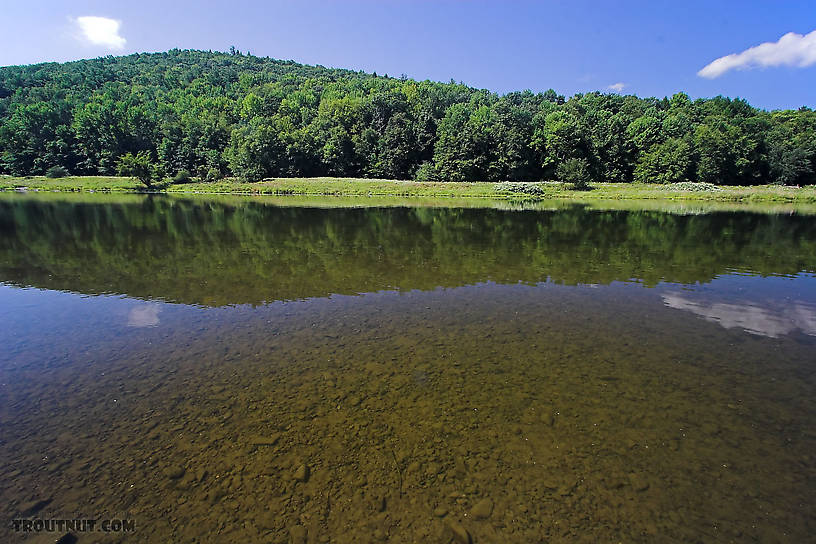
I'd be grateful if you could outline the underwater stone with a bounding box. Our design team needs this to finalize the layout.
[165,466,186,480]
[628,473,649,492]
[471,497,493,519]
[293,464,310,482]
[19,497,52,515]
[445,519,472,544]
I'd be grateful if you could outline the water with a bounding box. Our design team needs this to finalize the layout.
[1,193,814,543]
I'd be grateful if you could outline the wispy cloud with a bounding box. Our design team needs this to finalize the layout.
[72,16,126,50]
[607,82,626,92]
[127,304,160,328]
[698,29,816,79]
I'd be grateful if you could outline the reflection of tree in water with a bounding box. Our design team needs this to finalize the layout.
[0,196,815,306]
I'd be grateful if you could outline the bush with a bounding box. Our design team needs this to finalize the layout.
[414,161,437,182]
[205,167,222,182]
[117,151,156,189]
[172,169,192,184]
[494,182,544,196]
[668,182,722,192]
[556,158,592,190]
[45,165,69,178]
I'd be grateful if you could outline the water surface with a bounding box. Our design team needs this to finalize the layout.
[1,194,815,543]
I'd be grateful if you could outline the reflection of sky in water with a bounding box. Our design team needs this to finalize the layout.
[662,273,816,338]
[127,304,161,327]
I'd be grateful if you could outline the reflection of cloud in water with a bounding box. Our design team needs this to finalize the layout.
[127,304,160,327]
[662,293,816,338]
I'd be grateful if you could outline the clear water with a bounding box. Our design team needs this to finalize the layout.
[1,194,814,543]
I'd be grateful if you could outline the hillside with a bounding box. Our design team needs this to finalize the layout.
[1,49,814,185]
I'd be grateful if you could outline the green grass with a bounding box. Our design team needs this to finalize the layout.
[2,175,816,205]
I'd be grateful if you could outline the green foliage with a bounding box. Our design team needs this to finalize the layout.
[45,165,69,178]
[173,169,192,184]
[0,50,815,185]
[557,158,592,190]
[494,182,545,195]
[668,182,721,192]
[414,161,437,181]
[117,151,155,188]
[634,138,693,184]
[206,168,222,182]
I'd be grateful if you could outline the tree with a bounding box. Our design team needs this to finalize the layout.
[634,138,693,184]
[533,108,599,182]
[117,151,156,188]
[45,165,69,178]
[557,158,592,189]
[694,123,736,185]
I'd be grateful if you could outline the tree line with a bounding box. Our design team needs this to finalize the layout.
[1,49,814,186]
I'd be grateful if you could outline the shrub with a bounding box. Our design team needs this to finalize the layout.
[668,182,722,192]
[494,182,544,195]
[205,167,222,182]
[414,161,437,182]
[117,151,156,189]
[172,169,192,184]
[556,158,592,190]
[45,165,69,178]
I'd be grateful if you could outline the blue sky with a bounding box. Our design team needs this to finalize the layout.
[1,0,814,110]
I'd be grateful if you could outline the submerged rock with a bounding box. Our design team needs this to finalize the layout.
[628,473,649,492]
[19,497,52,515]
[289,524,307,544]
[293,463,310,482]
[249,433,281,446]
[257,511,277,530]
[471,497,493,520]
[445,519,472,544]
[165,466,186,480]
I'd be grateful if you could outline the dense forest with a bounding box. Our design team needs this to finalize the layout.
[1,49,815,186]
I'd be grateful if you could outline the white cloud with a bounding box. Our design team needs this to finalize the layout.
[662,292,816,338]
[72,16,126,50]
[607,82,626,92]
[698,29,816,79]
[127,304,160,328]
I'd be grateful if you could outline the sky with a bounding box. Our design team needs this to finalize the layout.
[1,0,814,111]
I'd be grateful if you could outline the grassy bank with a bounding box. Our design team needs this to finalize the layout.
[2,175,816,204]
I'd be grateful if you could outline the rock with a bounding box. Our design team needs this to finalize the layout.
[19,497,52,515]
[257,511,277,530]
[471,497,493,520]
[445,520,472,544]
[165,466,186,480]
[289,524,307,544]
[433,506,448,517]
[293,464,310,482]
[30,531,76,544]
[628,473,649,492]
[541,411,555,426]
[195,467,208,483]
[604,475,627,490]
[250,433,281,447]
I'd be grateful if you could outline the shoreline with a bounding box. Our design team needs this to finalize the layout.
[2,176,816,206]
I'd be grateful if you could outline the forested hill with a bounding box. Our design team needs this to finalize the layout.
[1,49,814,185]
